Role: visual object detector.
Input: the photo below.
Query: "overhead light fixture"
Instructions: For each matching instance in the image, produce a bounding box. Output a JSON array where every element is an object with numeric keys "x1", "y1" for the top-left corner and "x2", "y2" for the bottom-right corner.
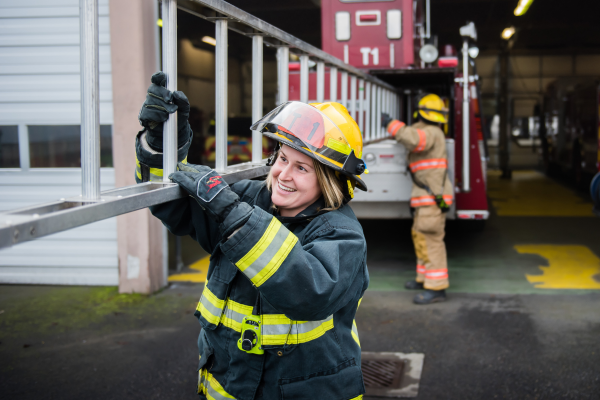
[
  {"x1": 468, "y1": 46, "x2": 479, "y2": 59},
  {"x1": 501, "y1": 27, "x2": 515, "y2": 40},
  {"x1": 514, "y1": 0, "x2": 534, "y2": 16},
  {"x1": 202, "y1": 36, "x2": 216, "y2": 46}
]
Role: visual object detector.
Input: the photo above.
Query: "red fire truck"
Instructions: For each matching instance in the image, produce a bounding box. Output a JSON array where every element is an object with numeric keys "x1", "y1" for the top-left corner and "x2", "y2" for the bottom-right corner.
[{"x1": 289, "y1": 0, "x2": 489, "y2": 222}]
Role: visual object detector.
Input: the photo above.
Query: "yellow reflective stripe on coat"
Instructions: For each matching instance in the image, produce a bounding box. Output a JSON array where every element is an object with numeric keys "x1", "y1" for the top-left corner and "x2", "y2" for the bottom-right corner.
[
  {"x1": 236, "y1": 217, "x2": 298, "y2": 287},
  {"x1": 196, "y1": 285, "x2": 225, "y2": 326},
  {"x1": 351, "y1": 297, "x2": 362, "y2": 347},
  {"x1": 351, "y1": 320, "x2": 360, "y2": 347},
  {"x1": 220, "y1": 298, "x2": 253, "y2": 332},
  {"x1": 198, "y1": 369, "x2": 236, "y2": 399},
  {"x1": 261, "y1": 314, "x2": 334, "y2": 345},
  {"x1": 219, "y1": 299, "x2": 335, "y2": 347},
  {"x1": 349, "y1": 396, "x2": 363, "y2": 400},
  {"x1": 135, "y1": 156, "x2": 188, "y2": 182},
  {"x1": 135, "y1": 156, "x2": 163, "y2": 181}
]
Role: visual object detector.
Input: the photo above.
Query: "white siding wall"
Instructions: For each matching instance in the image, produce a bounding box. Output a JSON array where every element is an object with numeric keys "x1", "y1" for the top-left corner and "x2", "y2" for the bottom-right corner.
[
  {"x1": 0, "y1": 0, "x2": 118, "y2": 285},
  {"x1": 0, "y1": 0, "x2": 113, "y2": 125},
  {"x1": 0, "y1": 169, "x2": 118, "y2": 285}
]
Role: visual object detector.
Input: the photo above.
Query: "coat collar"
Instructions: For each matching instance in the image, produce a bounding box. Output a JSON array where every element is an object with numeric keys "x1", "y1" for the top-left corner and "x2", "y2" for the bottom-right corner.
[{"x1": 273, "y1": 196, "x2": 329, "y2": 224}]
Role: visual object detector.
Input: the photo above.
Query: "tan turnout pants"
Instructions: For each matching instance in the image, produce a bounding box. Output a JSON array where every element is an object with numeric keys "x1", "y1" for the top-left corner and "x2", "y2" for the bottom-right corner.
[{"x1": 411, "y1": 205, "x2": 449, "y2": 290}]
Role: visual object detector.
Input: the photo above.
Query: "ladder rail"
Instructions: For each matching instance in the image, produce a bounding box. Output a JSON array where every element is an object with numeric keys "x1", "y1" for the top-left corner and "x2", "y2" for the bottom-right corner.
[{"x1": 0, "y1": 0, "x2": 401, "y2": 250}]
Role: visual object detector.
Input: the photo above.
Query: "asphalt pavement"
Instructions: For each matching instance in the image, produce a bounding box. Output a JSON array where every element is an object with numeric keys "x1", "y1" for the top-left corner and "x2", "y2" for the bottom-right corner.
[{"x1": 1, "y1": 170, "x2": 599, "y2": 399}]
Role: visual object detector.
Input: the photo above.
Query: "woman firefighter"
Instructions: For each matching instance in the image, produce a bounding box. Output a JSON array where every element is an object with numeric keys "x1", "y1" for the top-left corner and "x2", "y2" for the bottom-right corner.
[{"x1": 136, "y1": 72, "x2": 369, "y2": 400}]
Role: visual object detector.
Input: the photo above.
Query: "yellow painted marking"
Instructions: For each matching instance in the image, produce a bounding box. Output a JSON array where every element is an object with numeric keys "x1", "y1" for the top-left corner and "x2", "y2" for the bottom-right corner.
[
  {"x1": 168, "y1": 255, "x2": 209, "y2": 283},
  {"x1": 487, "y1": 170, "x2": 594, "y2": 216},
  {"x1": 515, "y1": 245, "x2": 600, "y2": 289}
]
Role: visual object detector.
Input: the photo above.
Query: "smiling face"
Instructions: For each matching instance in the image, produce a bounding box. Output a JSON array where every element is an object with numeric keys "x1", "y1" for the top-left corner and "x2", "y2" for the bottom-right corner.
[{"x1": 269, "y1": 145, "x2": 322, "y2": 217}]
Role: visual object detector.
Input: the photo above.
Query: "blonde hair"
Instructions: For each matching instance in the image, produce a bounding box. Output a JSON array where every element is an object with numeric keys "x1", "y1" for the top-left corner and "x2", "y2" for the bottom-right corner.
[{"x1": 265, "y1": 150, "x2": 346, "y2": 211}]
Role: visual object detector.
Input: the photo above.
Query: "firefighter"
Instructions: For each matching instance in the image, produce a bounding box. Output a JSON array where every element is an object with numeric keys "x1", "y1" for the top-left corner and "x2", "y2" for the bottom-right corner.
[
  {"x1": 382, "y1": 93, "x2": 453, "y2": 305},
  {"x1": 135, "y1": 72, "x2": 369, "y2": 400}
]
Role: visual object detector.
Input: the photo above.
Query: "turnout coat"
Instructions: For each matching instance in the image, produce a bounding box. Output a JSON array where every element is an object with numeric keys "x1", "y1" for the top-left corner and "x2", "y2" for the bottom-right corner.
[
  {"x1": 388, "y1": 120, "x2": 454, "y2": 208},
  {"x1": 135, "y1": 131, "x2": 369, "y2": 400}
]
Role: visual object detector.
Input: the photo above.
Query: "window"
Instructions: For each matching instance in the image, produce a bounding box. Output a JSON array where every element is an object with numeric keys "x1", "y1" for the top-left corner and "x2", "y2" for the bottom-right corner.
[
  {"x1": 386, "y1": 10, "x2": 402, "y2": 39},
  {"x1": 0, "y1": 126, "x2": 19, "y2": 168},
  {"x1": 29, "y1": 125, "x2": 113, "y2": 168},
  {"x1": 335, "y1": 12, "x2": 351, "y2": 41}
]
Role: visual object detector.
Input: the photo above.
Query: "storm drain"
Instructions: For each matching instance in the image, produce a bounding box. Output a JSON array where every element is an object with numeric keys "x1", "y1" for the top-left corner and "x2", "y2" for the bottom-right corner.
[{"x1": 361, "y1": 352, "x2": 425, "y2": 398}]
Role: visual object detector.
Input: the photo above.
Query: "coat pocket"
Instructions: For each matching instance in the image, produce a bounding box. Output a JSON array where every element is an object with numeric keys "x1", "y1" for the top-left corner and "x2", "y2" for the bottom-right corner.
[{"x1": 279, "y1": 358, "x2": 365, "y2": 400}]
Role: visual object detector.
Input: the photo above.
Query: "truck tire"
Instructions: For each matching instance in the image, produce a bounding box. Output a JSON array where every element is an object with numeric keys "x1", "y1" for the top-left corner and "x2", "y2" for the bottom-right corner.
[{"x1": 591, "y1": 172, "x2": 600, "y2": 216}]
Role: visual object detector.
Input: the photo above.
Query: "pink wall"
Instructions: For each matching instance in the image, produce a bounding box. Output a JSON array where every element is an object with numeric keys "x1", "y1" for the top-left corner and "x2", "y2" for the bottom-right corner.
[{"x1": 109, "y1": 0, "x2": 166, "y2": 294}]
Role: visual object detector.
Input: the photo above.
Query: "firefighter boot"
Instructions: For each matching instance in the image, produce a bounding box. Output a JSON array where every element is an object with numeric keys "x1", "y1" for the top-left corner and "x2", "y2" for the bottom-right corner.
[
  {"x1": 404, "y1": 280, "x2": 424, "y2": 290},
  {"x1": 413, "y1": 289, "x2": 446, "y2": 305}
]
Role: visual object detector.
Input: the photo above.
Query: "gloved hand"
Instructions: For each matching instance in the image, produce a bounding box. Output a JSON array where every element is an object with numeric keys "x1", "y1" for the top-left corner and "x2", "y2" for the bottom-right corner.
[
  {"x1": 381, "y1": 113, "x2": 393, "y2": 129},
  {"x1": 138, "y1": 71, "x2": 192, "y2": 152},
  {"x1": 169, "y1": 163, "x2": 253, "y2": 235},
  {"x1": 382, "y1": 113, "x2": 405, "y2": 137}
]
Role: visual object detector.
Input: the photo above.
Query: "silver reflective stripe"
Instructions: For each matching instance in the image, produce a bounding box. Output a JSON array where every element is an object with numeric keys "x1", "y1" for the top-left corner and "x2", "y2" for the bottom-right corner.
[
  {"x1": 223, "y1": 305, "x2": 247, "y2": 326},
  {"x1": 207, "y1": 377, "x2": 236, "y2": 400},
  {"x1": 242, "y1": 224, "x2": 290, "y2": 281},
  {"x1": 263, "y1": 315, "x2": 334, "y2": 336},
  {"x1": 200, "y1": 295, "x2": 223, "y2": 321},
  {"x1": 351, "y1": 319, "x2": 360, "y2": 347},
  {"x1": 140, "y1": 131, "x2": 161, "y2": 155}
]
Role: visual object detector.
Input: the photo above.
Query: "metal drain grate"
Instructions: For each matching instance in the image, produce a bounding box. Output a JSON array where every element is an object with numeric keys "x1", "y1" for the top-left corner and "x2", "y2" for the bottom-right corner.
[
  {"x1": 361, "y1": 352, "x2": 424, "y2": 398},
  {"x1": 362, "y1": 359, "x2": 404, "y2": 388}
]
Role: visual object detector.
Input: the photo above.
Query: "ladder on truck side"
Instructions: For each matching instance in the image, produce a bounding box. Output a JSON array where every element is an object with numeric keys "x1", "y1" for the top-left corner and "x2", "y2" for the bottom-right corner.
[{"x1": 0, "y1": 0, "x2": 400, "y2": 250}]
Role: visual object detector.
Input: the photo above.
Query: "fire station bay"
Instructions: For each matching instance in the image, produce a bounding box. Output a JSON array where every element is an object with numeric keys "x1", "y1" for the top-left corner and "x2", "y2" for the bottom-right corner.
[{"x1": 1, "y1": 0, "x2": 599, "y2": 399}]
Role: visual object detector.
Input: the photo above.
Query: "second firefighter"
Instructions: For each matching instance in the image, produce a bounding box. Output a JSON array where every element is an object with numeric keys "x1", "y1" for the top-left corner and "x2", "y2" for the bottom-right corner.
[{"x1": 382, "y1": 94, "x2": 453, "y2": 305}]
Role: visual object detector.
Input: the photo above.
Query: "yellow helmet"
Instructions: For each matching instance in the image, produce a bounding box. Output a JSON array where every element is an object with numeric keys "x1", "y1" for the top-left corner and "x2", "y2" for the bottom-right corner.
[
  {"x1": 251, "y1": 101, "x2": 367, "y2": 191},
  {"x1": 418, "y1": 93, "x2": 449, "y2": 124}
]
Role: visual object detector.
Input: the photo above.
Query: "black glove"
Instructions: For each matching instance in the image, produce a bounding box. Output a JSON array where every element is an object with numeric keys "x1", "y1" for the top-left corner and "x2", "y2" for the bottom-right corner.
[
  {"x1": 138, "y1": 72, "x2": 192, "y2": 152},
  {"x1": 169, "y1": 163, "x2": 253, "y2": 236},
  {"x1": 381, "y1": 113, "x2": 393, "y2": 129}
]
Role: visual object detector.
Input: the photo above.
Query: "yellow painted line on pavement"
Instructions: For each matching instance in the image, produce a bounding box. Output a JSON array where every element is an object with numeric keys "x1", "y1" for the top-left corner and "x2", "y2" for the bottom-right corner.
[
  {"x1": 168, "y1": 255, "x2": 209, "y2": 283},
  {"x1": 515, "y1": 245, "x2": 600, "y2": 289},
  {"x1": 487, "y1": 170, "x2": 594, "y2": 216}
]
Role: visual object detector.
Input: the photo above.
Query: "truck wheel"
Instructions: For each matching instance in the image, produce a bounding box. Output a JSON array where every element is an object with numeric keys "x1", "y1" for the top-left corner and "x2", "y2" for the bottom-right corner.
[{"x1": 591, "y1": 172, "x2": 600, "y2": 216}]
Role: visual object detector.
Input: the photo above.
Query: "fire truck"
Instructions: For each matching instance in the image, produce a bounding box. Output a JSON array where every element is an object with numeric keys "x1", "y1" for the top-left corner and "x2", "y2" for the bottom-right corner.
[{"x1": 289, "y1": 0, "x2": 489, "y2": 222}]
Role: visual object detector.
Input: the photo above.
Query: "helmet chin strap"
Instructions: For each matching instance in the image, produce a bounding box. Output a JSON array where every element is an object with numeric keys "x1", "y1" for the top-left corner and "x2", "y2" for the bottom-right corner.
[
  {"x1": 335, "y1": 171, "x2": 355, "y2": 202},
  {"x1": 346, "y1": 179, "x2": 354, "y2": 199},
  {"x1": 266, "y1": 142, "x2": 282, "y2": 167}
]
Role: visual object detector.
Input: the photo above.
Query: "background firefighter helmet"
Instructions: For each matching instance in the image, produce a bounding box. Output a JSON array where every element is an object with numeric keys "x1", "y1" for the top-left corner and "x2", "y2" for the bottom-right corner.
[
  {"x1": 418, "y1": 93, "x2": 449, "y2": 124},
  {"x1": 251, "y1": 101, "x2": 368, "y2": 192}
]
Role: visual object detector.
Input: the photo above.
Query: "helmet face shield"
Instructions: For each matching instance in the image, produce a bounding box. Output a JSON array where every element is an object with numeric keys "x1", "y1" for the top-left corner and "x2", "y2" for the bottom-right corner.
[{"x1": 251, "y1": 102, "x2": 353, "y2": 168}]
